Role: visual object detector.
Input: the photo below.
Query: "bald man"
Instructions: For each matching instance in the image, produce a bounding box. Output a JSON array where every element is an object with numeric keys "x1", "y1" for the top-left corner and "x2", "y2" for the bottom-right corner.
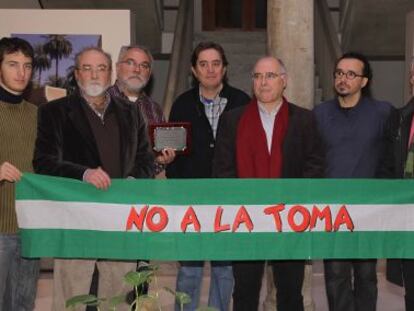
[{"x1": 213, "y1": 56, "x2": 324, "y2": 311}]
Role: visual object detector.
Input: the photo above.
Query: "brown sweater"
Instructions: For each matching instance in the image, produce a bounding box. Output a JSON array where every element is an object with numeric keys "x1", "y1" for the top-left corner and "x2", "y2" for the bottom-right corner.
[{"x1": 0, "y1": 100, "x2": 37, "y2": 233}]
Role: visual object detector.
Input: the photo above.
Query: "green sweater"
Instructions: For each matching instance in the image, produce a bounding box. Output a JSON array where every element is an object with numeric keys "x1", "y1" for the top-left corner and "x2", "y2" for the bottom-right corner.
[{"x1": 0, "y1": 100, "x2": 37, "y2": 234}]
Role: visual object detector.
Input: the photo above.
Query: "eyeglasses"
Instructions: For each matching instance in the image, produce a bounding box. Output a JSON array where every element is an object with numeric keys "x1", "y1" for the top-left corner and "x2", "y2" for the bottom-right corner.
[
  {"x1": 119, "y1": 59, "x2": 151, "y2": 71},
  {"x1": 334, "y1": 69, "x2": 364, "y2": 80},
  {"x1": 77, "y1": 64, "x2": 109, "y2": 74},
  {"x1": 252, "y1": 72, "x2": 285, "y2": 81}
]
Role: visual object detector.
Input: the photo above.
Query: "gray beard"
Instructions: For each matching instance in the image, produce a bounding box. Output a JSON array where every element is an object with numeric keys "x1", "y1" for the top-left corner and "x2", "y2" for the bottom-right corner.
[
  {"x1": 119, "y1": 77, "x2": 148, "y2": 95},
  {"x1": 79, "y1": 82, "x2": 109, "y2": 97}
]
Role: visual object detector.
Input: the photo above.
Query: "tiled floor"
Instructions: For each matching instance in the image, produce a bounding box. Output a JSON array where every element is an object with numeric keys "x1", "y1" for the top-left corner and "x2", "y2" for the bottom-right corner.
[{"x1": 34, "y1": 260, "x2": 405, "y2": 311}]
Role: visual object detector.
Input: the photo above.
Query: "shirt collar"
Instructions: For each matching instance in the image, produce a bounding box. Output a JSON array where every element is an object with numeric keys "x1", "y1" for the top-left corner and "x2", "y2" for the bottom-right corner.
[
  {"x1": 81, "y1": 90, "x2": 111, "y2": 120},
  {"x1": 257, "y1": 100, "x2": 283, "y2": 116}
]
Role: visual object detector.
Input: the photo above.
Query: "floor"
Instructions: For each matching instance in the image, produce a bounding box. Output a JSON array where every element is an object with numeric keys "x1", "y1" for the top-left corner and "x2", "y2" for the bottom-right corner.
[{"x1": 33, "y1": 260, "x2": 405, "y2": 311}]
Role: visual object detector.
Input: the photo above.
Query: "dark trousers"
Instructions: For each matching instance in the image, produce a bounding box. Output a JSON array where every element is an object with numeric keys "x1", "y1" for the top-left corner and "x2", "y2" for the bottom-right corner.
[
  {"x1": 232, "y1": 260, "x2": 304, "y2": 311},
  {"x1": 324, "y1": 259, "x2": 377, "y2": 311},
  {"x1": 402, "y1": 259, "x2": 414, "y2": 311}
]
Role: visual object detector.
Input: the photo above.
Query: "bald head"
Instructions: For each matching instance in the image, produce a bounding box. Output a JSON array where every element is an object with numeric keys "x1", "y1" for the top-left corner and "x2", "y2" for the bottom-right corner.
[{"x1": 253, "y1": 56, "x2": 287, "y2": 75}]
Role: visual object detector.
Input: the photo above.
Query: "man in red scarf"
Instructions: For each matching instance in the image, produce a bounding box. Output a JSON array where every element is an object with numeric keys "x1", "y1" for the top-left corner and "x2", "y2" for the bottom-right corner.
[{"x1": 213, "y1": 56, "x2": 324, "y2": 311}]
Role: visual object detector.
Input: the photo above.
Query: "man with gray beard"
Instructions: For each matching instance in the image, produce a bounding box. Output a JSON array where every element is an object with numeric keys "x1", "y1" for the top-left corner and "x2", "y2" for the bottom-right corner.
[
  {"x1": 108, "y1": 45, "x2": 175, "y2": 178},
  {"x1": 33, "y1": 47, "x2": 154, "y2": 311},
  {"x1": 108, "y1": 45, "x2": 176, "y2": 299}
]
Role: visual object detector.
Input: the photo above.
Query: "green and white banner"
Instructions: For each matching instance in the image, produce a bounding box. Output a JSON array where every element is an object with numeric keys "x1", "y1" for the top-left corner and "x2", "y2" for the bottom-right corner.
[{"x1": 16, "y1": 173, "x2": 414, "y2": 260}]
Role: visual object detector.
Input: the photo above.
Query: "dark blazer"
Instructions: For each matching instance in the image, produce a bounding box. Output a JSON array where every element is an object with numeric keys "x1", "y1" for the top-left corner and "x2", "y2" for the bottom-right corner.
[
  {"x1": 386, "y1": 96, "x2": 414, "y2": 287},
  {"x1": 33, "y1": 93, "x2": 154, "y2": 180},
  {"x1": 166, "y1": 84, "x2": 250, "y2": 178},
  {"x1": 394, "y1": 97, "x2": 414, "y2": 178},
  {"x1": 212, "y1": 101, "x2": 324, "y2": 178}
]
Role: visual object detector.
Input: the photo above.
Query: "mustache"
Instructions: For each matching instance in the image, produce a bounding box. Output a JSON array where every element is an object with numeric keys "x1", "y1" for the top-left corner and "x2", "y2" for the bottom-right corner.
[
  {"x1": 337, "y1": 81, "x2": 349, "y2": 88},
  {"x1": 127, "y1": 75, "x2": 145, "y2": 81}
]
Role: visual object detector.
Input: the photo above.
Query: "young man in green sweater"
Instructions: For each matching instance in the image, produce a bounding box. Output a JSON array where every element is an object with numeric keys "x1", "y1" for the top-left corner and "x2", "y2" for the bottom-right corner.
[{"x1": 0, "y1": 37, "x2": 39, "y2": 311}]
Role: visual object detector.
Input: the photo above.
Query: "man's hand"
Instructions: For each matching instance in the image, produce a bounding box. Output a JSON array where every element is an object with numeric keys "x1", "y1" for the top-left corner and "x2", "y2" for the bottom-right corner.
[
  {"x1": 83, "y1": 167, "x2": 111, "y2": 190},
  {"x1": 155, "y1": 148, "x2": 176, "y2": 165},
  {"x1": 0, "y1": 162, "x2": 22, "y2": 182}
]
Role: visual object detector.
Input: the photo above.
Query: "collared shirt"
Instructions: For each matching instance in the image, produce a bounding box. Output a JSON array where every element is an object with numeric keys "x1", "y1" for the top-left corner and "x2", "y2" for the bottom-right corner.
[
  {"x1": 108, "y1": 82, "x2": 165, "y2": 125},
  {"x1": 199, "y1": 87, "x2": 227, "y2": 138},
  {"x1": 80, "y1": 90, "x2": 111, "y2": 123},
  {"x1": 258, "y1": 101, "x2": 282, "y2": 153}
]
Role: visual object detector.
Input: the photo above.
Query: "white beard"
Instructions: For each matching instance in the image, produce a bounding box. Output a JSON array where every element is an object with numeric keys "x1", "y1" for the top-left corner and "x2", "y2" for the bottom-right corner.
[{"x1": 80, "y1": 82, "x2": 108, "y2": 97}]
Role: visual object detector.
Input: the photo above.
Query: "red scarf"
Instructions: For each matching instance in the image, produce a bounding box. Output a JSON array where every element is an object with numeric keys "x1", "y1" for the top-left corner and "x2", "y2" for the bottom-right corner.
[{"x1": 236, "y1": 98, "x2": 289, "y2": 178}]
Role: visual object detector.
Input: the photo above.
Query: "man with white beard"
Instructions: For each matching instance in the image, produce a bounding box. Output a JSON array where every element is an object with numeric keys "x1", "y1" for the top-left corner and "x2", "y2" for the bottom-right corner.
[
  {"x1": 33, "y1": 47, "x2": 154, "y2": 311},
  {"x1": 108, "y1": 45, "x2": 175, "y2": 178}
]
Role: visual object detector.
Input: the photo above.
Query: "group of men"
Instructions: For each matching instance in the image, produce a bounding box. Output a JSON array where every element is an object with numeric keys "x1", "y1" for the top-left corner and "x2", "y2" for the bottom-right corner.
[{"x1": 0, "y1": 34, "x2": 413, "y2": 311}]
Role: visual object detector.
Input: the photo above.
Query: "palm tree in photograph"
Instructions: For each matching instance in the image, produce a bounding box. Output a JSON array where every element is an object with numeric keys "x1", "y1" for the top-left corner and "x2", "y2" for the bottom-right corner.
[
  {"x1": 43, "y1": 35, "x2": 73, "y2": 86},
  {"x1": 33, "y1": 44, "x2": 51, "y2": 87}
]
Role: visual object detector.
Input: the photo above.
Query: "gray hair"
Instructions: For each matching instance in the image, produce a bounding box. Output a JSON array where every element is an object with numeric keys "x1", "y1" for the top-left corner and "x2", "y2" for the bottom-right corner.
[
  {"x1": 117, "y1": 45, "x2": 154, "y2": 67},
  {"x1": 74, "y1": 46, "x2": 112, "y2": 70}
]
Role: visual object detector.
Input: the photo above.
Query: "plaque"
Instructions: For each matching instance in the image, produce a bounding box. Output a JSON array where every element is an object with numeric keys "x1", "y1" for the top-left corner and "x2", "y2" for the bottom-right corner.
[{"x1": 149, "y1": 122, "x2": 191, "y2": 154}]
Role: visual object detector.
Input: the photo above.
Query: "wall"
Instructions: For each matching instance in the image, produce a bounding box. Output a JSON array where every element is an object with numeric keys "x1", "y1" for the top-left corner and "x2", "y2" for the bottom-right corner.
[
  {"x1": 371, "y1": 61, "x2": 405, "y2": 108},
  {"x1": 151, "y1": 60, "x2": 170, "y2": 106},
  {"x1": 0, "y1": 9, "x2": 131, "y2": 82}
]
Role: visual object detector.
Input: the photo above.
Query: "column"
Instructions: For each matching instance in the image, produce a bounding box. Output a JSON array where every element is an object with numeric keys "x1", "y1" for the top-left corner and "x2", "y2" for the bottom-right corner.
[{"x1": 267, "y1": 0, "x2": 314, "y2": 109}]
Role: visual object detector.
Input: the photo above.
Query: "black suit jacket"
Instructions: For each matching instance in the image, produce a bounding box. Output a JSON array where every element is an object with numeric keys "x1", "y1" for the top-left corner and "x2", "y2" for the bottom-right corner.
[
  {"x1": 33, "y1": 93, "x2": 154, "y2": 179},
  {"x1": 394, "y1": 97, "x2": 414, "y2": 178},
  {"x1": 166, "y1": 84, "x2": 250, "y2": 178},
  {"x1": 386, "y1": 96, "x2": 414, "y2": 287},
  {"x1": 212, "y1": 101, "x2": 324, "y2": 178}
]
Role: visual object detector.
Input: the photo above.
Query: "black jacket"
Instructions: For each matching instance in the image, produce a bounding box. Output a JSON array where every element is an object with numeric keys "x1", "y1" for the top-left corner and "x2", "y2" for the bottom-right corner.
[
  {"x1": 212, "y1": 101, "x2": 324, "y2": 178},
  {"x1": 386, "y1": 97, "x2": 414, "y2": 287},
  {"x1": 166, "y1": 84, "x2": 250, "y2": 178},
  {"x1": 33, "y1": 93, "x2": 154, "y2": 179},
  {"x1": 394, "y1": 97, "x2": 414, "y2": 178}
]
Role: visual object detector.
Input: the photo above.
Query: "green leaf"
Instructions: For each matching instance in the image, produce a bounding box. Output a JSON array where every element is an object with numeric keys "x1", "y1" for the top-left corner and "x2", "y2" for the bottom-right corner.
[
  {"x1": 175, "y1": 291, "x2": 191, "y2": 305},
  {"x1": 107, "y1": 294, "x2": 126, "y2": 308},
  {"x1": 196, "y1": 307, "x2": 219, "y2": 311},
  {"x1": 164, "y1": 287, "x2": 191, "y2": 305},
  {"x1": 124, "y1": 270, "x2": 154, "y2": 287},
  {"x1": 65, "y1": 294, "x2": 98, "y2": 308}
]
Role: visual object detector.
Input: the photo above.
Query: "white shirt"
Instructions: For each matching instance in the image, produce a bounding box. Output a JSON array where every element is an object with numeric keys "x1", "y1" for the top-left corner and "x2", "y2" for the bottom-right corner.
[{"x1": 258, "y1": 102, "x2": 282, "y2": 153}]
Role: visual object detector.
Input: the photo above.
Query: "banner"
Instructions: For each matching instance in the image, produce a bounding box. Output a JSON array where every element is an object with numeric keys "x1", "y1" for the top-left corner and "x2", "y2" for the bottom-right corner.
[{"x1": 16, "y1": 173, "x2": 414, "y2": 260}]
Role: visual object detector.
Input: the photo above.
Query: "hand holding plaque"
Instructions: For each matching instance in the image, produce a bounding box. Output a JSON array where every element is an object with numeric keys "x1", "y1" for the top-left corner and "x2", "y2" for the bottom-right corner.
[{"x1": 149, "y1": 122, "x2": 191, "y2": 154}]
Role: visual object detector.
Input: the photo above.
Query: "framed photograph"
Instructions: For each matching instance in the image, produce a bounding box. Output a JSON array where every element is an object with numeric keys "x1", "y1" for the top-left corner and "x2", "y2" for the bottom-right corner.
[
  {"x1": 0, "y1": 9, "x2": 131, "y2": 81},
  {"x1": 12, "y1": 34, "x2": 101, "y2": 90}
]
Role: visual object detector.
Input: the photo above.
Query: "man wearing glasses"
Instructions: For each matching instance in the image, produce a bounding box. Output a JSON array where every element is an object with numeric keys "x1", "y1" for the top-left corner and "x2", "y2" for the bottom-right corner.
[
  {"x1": 314, "y1": 52, "x2": 396, "y2": 311},
  {"x1": 213, "y1": 56, "x2": 324, "y2": 311},
  {"x1": 33, "y1": 47, "x2": 154, "y2": 311},
  {"x1": 108, "y1": 45, "x2": 175, "y2": 177}
]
